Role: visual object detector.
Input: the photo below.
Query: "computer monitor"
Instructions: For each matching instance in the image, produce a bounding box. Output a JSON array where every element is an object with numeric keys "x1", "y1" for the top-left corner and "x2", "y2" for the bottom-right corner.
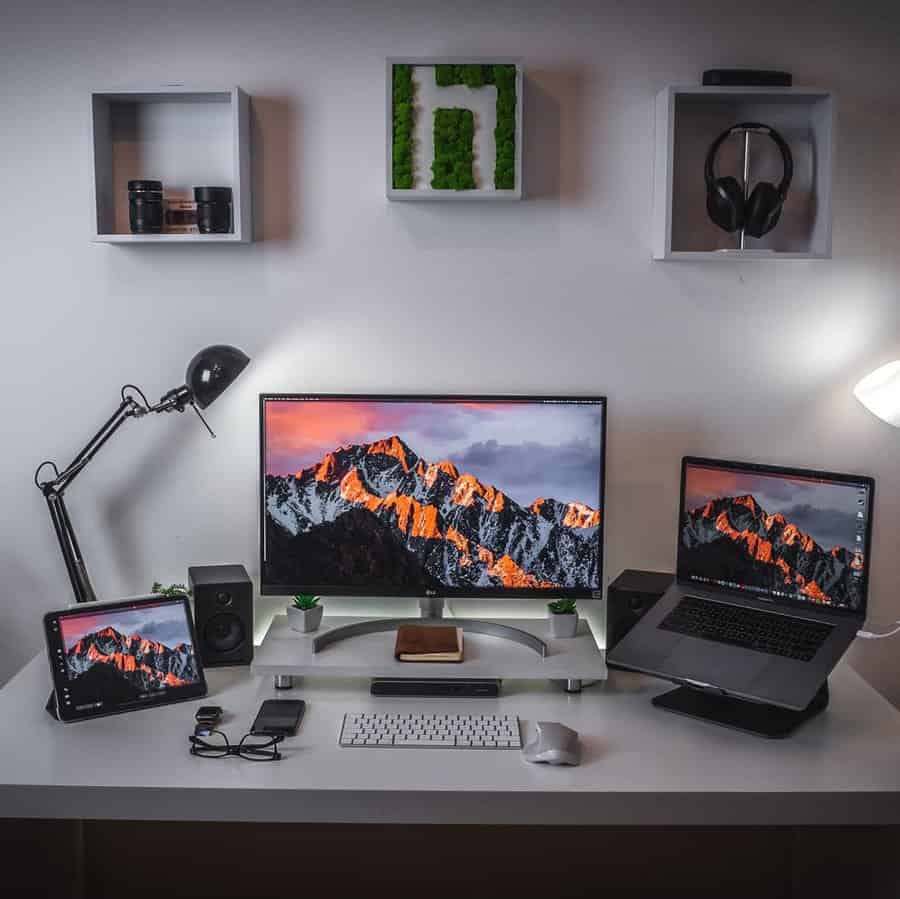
[
  {"x1": 260, "y1": 395, "x2": 606, "y2": 598},
  {"x1": 678, "y1": 457, "x2": 874, "y2": 614}
]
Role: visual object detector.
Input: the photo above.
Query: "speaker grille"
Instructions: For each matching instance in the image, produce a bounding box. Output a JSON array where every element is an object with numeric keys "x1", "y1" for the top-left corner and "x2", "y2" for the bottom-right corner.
[{"x1": 203, "y1": 613, "x2": 246, "y2": 654}]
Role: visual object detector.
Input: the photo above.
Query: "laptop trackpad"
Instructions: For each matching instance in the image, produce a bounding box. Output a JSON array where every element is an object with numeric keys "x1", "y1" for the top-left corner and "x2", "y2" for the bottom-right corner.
[{"x1": 663, "y1": 638, "x2": 769, "y2": 686}]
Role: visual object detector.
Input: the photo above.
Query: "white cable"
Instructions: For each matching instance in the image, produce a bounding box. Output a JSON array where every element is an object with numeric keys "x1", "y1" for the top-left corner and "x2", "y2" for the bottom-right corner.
[{"x1": 857, "y1": 621, "x2": 900, "y2": 640}]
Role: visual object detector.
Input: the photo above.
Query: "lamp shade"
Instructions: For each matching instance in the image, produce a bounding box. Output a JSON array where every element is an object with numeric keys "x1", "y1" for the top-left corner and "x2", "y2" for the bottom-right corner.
[
  {"x1": 853, "y1": 360, "x2": 900, "y2": 427},
  {"x1": 185, "y1": 345, "x2": 250, "y2": 409}
]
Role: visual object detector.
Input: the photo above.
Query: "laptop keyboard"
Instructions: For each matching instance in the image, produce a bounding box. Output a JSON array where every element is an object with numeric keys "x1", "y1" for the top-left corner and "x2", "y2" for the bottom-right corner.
[{"x1": 659, "y1": 595, "x2": 832, "y2": 662}]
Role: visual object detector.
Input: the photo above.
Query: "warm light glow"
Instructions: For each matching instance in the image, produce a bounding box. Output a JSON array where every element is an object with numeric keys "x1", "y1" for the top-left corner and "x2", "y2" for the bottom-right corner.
[{"x1": 854, "y1": 360, "x2": 900, "y2": 427}]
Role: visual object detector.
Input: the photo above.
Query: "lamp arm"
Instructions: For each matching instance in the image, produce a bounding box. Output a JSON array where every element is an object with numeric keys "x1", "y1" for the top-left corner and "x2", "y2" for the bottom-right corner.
[{"x1": 35, "y1": 395, "x2": 146, "y2": 604}]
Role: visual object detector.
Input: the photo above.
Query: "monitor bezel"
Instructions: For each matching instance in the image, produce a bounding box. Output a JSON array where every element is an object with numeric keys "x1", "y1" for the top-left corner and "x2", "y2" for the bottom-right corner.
[
  {"x1": 259, "y1": 393, "x2": 607, "y2": 599},
  {"x1": 677, "y1": 455, "x2": 874, "y2": 619}
]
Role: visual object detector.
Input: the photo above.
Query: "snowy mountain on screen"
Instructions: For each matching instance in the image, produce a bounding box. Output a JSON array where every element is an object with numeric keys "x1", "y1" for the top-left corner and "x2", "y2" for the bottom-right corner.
[
  {"x1": 66, "y1": 626, "x2": 198, "y2": 691},
  {"x1": 264, "y1": 436, "x2": 601, "y2": 590}
]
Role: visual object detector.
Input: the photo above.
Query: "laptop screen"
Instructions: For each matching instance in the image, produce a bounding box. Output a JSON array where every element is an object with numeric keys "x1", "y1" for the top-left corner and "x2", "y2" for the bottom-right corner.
[{"x1": 678, "y1": 458, "x2": 874, "y2": 614}]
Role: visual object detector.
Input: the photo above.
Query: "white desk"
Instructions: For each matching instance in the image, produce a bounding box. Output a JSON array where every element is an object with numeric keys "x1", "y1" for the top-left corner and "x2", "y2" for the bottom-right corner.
[{"x1": 1, "y1": 653, "x2": 900, "y2": 826}]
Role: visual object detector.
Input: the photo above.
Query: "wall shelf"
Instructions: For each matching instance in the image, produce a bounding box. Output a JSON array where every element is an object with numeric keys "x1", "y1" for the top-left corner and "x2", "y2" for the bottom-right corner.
[
  {"x1": 652, "y1": 85, "x2": 834, "y2": 260},
  {"x1": 90, "y1": 86, "x2": 251, "y2": 243},
  {"x1": 386, "y1": 57, "x2": 523, "y2": 201}
]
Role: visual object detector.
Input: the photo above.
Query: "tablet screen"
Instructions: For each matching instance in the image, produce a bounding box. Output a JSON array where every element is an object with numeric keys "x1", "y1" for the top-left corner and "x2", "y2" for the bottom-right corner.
[{"x1": 45, "y1": 595, "x2": 207, "y2": 722}]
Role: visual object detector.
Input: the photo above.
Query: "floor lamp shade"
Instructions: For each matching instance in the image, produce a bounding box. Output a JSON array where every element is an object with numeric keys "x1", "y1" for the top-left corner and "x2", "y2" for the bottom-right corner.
[{"x1": 854, "y1": 360, "x2": 900, "y2": 427}]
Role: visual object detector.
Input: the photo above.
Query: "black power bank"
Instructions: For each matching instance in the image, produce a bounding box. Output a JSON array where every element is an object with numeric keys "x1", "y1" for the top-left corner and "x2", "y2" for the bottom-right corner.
[{"x1": 251, "y1": 699, "x2": 306, "y2": 736}]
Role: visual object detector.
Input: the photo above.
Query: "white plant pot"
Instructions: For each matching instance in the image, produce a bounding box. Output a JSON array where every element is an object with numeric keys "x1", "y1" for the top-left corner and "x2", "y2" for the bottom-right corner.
[
  {"x1": 287, "y1": 603, "x2": 323, "y2": 633},
  {"x1": 549, "y1": 611, "x2": 578, "y2": 639}
]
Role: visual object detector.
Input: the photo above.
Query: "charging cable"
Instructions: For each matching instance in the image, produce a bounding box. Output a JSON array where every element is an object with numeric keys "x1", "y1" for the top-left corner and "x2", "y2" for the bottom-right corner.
[{"x1": 857, "y1": 622, "x2": 900, "y2": 640}]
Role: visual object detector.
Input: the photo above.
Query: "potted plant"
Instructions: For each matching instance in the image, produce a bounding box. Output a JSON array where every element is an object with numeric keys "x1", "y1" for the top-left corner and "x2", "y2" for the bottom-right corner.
[
  {"x1": 287, "y1": 593, "x2": 323, "y2": 633},
  {"x1": 151, "y1": 582, "x2": 190, "y2": 597},
  {"x1": 547, "y1": 598, "x2": 578, "y2": 638}
]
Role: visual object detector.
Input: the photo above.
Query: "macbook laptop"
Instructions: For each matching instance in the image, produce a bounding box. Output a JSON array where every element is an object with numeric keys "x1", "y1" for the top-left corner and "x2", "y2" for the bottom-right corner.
[{"x1": 608, "y1": 457, "x2": 874, "y2": 713}]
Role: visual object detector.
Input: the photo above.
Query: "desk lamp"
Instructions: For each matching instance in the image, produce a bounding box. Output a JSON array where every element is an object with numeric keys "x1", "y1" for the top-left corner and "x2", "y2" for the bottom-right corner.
[
  {"x1": 34, "y1": 345, "x2": 249, "y2": 604},
  {"x1": 854, "y1": 360, "x2": 900, "y2": 427}
]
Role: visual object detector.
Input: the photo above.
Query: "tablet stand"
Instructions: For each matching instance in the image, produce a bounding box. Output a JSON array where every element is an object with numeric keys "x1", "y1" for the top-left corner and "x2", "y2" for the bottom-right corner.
[
  {"x1": 45, "y1": 690, "x2": 60, "y2": 720},
  {"x1": 651, "y1": 680, "x2": 829, "y2": 739}
]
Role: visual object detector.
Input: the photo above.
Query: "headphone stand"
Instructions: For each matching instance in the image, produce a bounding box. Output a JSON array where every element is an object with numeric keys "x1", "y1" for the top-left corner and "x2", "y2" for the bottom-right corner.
[{"x1": 739, "y1": 128, "x2": 751, "y2": 250}]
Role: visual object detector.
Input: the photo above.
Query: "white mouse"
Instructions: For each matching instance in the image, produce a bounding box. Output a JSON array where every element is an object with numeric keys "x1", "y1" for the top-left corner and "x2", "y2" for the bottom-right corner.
[{"x1": 522, "y1": 721, "x2": 581, "y2": 766}]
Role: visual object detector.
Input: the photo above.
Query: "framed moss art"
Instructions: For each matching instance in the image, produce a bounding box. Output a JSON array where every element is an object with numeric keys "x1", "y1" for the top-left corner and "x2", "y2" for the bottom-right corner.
[{"x1": 386, "y1": 58, "x2": 523, "y2": 201}]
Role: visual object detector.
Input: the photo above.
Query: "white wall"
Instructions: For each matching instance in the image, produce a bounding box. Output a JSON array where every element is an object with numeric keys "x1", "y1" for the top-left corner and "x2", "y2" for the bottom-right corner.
[{"x1": 2, "y1": 0, "x2": 899, "y2": 703}]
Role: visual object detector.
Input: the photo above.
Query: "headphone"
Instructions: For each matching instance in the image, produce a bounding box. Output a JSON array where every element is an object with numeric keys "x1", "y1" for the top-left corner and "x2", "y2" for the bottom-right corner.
[{"x1": 704, "y1": 123, "x2": 793, "y2": 238}]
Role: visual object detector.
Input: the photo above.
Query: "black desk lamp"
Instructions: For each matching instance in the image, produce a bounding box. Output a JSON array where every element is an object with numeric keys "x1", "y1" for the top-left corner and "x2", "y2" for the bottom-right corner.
[{"x1": 34, "y1": 345, "x2": 249, "y2": 605}]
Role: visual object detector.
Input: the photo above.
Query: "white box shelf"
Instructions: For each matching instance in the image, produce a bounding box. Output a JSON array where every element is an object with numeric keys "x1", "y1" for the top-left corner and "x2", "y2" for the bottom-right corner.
[
  {"x1": 652, "y1": 85, "x2": 834, "y2": 260},
  {"x1": 90, "y1": 86, "x2": 251, "y2": 243},
  {"x1": 386, "y1": 57, "x2": 523, "y2": 201}
]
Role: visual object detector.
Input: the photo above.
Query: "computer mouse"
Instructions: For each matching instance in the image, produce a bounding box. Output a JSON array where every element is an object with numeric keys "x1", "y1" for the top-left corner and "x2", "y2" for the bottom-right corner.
[{"x1": 522, "y1": 721, "x2": 581, "y2": 766}]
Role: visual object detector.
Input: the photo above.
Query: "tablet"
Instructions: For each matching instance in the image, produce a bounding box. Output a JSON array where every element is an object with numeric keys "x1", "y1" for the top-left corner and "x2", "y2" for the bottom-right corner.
[{"x1": 44, "y1": 594, "x2": 207, "y2": 723}]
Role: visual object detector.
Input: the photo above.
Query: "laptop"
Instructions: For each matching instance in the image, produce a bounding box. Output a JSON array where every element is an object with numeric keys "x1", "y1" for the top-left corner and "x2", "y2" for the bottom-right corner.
[{"x1": 608, "y1": 457, "x2": 874, "y2": 713}]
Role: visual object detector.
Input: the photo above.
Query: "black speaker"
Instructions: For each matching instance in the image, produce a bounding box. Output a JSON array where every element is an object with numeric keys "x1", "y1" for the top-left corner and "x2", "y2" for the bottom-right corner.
[
  {"x1": 189, "y1": 564, "x2": 253, "y2": 667},
  {"x1": 607, "y1": 569, "x2": 674, "y2": 652}
]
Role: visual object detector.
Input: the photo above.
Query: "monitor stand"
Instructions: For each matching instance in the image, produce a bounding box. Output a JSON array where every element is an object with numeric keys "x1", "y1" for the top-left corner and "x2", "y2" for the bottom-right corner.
[
  {"x1": 272, "y1": 598, "x2": 563, "y2": 695},
  {"x1": 311, "y1": 597, "x2": 548, "y2": 656},
  {"x1": 651, "y1": 681, "x2": 829, "y2": 739}
]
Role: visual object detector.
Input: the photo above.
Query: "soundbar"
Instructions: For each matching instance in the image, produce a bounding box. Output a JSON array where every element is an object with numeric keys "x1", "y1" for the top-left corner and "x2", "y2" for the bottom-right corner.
[
  {"x1": 702, "y1": 69, "x2": 792, "y2": 88},
  {"x1": 370, "y1": 678, "x2": 501, "y2": 697}
]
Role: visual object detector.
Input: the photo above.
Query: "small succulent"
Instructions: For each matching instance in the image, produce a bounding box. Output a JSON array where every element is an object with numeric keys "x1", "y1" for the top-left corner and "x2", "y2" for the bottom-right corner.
[
  {"x1": 152, "y1": 582, "x2": 190, "y2": 597},
  {"x1": 292, "y1": 593, "x2": 320, "y2": 611},
  {"x1": 548, "y1": 598, "x2": 577, "y2": 615}
]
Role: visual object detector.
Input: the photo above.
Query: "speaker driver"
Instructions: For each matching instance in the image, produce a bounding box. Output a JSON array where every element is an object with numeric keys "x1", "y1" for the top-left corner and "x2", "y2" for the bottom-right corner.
[{"x1": 203, "y1": 613, "x2": 246, "y2": 653}]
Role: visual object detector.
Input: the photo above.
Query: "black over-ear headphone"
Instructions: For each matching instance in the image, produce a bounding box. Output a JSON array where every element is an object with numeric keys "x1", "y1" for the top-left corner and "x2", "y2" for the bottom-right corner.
[{"x1": 704, "y1": 123, "x2": 793, "y2": 238}]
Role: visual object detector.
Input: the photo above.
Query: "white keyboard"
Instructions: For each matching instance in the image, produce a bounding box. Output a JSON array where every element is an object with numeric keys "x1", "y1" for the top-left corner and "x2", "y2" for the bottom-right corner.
[{"x1": 339, "y1": 712, "x2": 522, "y2": 749}]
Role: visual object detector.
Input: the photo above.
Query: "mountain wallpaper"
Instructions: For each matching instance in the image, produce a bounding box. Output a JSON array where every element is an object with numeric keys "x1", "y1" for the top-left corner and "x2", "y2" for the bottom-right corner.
[
  {"x1": 263, "y1": 401, "x2": 604, "y2": 591},
  {"x1": 60, "y1": 606, "x2": 199, "y2": 698},
  {"x1": 681, "y1": 466, "x2": 867, "y2": 610}
]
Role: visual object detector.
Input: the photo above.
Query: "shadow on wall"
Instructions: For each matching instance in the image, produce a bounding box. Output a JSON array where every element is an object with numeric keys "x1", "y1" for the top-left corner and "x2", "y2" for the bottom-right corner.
[
  {"x1": 385, "y1": 68, "x2": 591, "y2": 252},
  {"x1": 0, "y1": 552, "x2": 45, "y2": 686},
  {"x1": 604, "y1": 411, "x2": 712, "y2": 580},
  {"x1": 523, "y1": 68, "x2": 590, "y2": 204},
  {"x1": 99, "y1": 420, "x2": 196, "y2": 591},
  {"x1": 251, "y1": 96, "x2": 298, "y2": 243}
]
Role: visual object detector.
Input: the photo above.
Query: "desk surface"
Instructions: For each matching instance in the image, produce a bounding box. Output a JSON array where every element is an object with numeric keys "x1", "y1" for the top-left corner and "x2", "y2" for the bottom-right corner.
[{"x1": 2, "y1": 652, "x2": 900, "y2": 826}]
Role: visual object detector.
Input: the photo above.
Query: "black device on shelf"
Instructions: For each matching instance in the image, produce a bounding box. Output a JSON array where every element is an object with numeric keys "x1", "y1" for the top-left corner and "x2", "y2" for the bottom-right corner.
[
  {"x1": 190, "y1": 565, "x2": 254, "y2": 667},
  {"x1": 702, "y1": 69, "x2": 792, "y2": 87},
  {"x1": 34, "y1": 345, "x2": 249, "y2": 606},
  {"x1": 371, "y1": 678, "x2": 501, "y2": 697}
]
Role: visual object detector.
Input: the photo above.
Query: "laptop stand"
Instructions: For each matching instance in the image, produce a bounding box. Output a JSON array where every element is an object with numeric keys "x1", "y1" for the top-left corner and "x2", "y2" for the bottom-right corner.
[{"x1": 652, "y1": 680, "x2": 829, "y2": 739}]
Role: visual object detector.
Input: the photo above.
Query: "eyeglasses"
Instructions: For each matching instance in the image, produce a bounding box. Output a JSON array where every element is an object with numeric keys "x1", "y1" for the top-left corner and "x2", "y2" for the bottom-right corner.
[{"x1": 189, "y1": 729, "x2": 284, "y2": 761}]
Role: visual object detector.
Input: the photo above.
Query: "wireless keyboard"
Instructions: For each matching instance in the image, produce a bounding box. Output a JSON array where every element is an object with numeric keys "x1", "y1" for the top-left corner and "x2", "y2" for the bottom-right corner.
[{"x1": 339, "y1": 712, "x2": 522, "y2": 749}]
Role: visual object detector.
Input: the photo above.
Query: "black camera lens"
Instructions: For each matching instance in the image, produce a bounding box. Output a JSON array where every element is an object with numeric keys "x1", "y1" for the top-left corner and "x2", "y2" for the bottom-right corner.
[
  {"x1": 128, "y1": 180, "x2": 163, "y2": 234},
  {"x1": 194, "y1": 186, "x2": 233, "y2": 234}
]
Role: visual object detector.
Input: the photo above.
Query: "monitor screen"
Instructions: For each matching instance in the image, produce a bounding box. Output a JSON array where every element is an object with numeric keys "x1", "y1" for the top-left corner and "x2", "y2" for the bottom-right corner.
[
  {"x1": 678, "y1": 458, "x2": 873, "y2": 613},
  {"x1": 260, "y1": 395, "x2": 606, "y2": 597}
]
